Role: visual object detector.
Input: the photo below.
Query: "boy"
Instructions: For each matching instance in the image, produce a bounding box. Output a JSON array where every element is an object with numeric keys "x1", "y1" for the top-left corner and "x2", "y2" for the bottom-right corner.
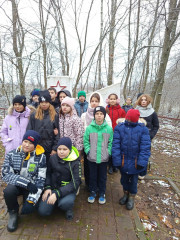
[
  {"x1": 74, "y1": 90, "x2": 88, "y2": 117},
  {"x1": 122, "y1": 96, "x2": 133, "y2": 113},
  {"x1": 2, "y1": 130, "x2": 46, "y2": 232},
  {"x1": 83, "y1": 106, "x2": 113, "y2": 204},
  {"x1": 112, "y1": 109, "x2": 151, "y2": 210},
  {"x1": 29, "y1": 89, "x2": 40, "y2": 108},
  {"x1": 48, "y1": 87, "x2": 59, "y2": 109}
]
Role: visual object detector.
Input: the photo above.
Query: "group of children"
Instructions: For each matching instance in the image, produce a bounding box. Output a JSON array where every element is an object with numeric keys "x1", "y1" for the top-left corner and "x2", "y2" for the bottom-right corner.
[{"x1": 0, "y1": 88, "x2": 159, "y2": 232}]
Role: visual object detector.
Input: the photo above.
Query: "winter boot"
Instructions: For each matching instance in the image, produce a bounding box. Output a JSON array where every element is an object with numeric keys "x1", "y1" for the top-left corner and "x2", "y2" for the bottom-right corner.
[
  {"x1": 66, "y1": 209, "x2": 74, "y2": 220},
  {"x1": 108, "y1": 166, "x2": 113, "y2": 174},
  {"x1": 119, "y1": 191, "x2": 129, "y2": 205},
  {"x1": 7, "y1": 210, "x2": 18, "y2": 232},
  {"x1": 126, "y1": 194, "x2": 136, "y2": 210}
]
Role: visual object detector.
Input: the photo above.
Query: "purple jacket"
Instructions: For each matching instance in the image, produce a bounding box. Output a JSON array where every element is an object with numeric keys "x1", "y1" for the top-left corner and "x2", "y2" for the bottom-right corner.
[{"x1": 0, "y1": 106, "x2": 32, "y2": 154}]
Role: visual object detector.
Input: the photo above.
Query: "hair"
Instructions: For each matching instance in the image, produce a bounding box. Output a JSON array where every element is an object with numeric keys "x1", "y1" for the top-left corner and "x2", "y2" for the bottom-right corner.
[
  {"x1": 90, "y1": 93, "x2": 100, "y2": 102},
  {"x1": 35, "y1": 104, "x2": 56, "y2": 121},
  {"x1": 59, "y1": 104, "x2": 72, "y2": 117},
  {"x1": 136, "y1": 94, "x2": 153, "y2": 106},
  {"x1": 108, "y1": 93, "x2": 118, "y2": 99},
  {"x1": 48, "y1": 87, "x2": 57, "y2": 94}
]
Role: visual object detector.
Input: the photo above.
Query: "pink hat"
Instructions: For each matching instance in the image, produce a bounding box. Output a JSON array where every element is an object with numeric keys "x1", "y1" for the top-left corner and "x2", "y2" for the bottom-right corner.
[{"x1": 61, "y1": 96, "x2": 75, "y2": 109}]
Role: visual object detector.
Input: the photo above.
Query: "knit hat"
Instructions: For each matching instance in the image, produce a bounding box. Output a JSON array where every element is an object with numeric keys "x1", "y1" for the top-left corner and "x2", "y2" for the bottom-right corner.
[
  {"x1": 22, "y1": 130, "x2": 41, "y2": 147},
  {"x1": 78, "y1": 91, "x2": 86, "y2": 99},
  {"x1": 61, "y1": 96, "x2": 75, "y2": 109},
  {"x1": 31, "y1": 90, "x2": 40, "y2": 97},
  {"x1": 13, "y1": 95, "x2": 26, "y2": 108},
  {"x1": 39, "y1": 90, "x2": 52, "y2": 104},
  {"x1": 137, "y1": 93, "x2": 144, "y2": 99},
  {"x1": 93, "y1": 106, "x2": 106, "y2": 118},
  {"x1": 57, "y1": 137, "x2": 72, "y2": 151},
  {"x1": 126, "y1": 96, "x2": 132, "y2": 100},
  {"x1": 125, "y1": 109, "x2": 140, "y2": 123}
]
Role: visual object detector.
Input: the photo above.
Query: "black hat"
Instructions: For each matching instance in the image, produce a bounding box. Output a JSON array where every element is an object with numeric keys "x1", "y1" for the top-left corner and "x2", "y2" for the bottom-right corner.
[
  {"x1": 22, "y1": 130, "x2": 41, "y2": 147},
  {"x1": 93, "y1": 106, "x2": 106, "y2": 118},
  {"x1": 39, "y1": 90, "x2": 52, "y2": 104},
  {"x1": 13, "y1": 95, "x2": 26, "y2": 108},
  {"x1": 57, "y1": 137, "x2": 72, "y2": 150}
]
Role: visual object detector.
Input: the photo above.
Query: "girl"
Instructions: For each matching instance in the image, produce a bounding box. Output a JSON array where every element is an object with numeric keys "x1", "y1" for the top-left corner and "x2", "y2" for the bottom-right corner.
[
  {"x1": 59, "y1": 96, "x2": 84, "y2": 153},
  {"x1": 81, "y1": 92, "x2": 112, "y2": 189},
  {"x1": 38, "y1": 137, "x2": 81, "y2": 220},
  {"x1": 27, "y1": 90, "x2": 59, "y2": 163},
  {"x1": 1, "y1": 95, "x2": 35, "y2": 155},
  {"x1": 57, "y1": 89, "x2": 72, "y2": 107}
]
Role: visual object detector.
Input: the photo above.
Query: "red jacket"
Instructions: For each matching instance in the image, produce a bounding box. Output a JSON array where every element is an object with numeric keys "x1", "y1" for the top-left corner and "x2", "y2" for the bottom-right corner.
[{"x1": 106, "y1": 105, "x2": 126, "y2": 130}]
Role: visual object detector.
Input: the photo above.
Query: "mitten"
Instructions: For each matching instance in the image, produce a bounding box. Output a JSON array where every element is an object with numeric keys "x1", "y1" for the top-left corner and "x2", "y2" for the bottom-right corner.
[
  {"x1": 137, "y1": 165, "x2": 144, "y2": 170},
  {"x1": 21, "y1": 201, "x2": 35, "y2": 215},
  {"x1": 27, "y1": 182, "x2": 38, "y2": 194}
]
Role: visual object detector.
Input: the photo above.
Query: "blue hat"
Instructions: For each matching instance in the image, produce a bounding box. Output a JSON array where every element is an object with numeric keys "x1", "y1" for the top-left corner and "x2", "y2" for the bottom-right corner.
[
  {"x1": 22, "y1": 130, "x2": 41, "y2": 147},
  {"x1": 57, "y1": 137, "x2": 72, "y2": 150},
  {"x1": 31, "y1": 90, "x2": 40, "y2": 97}
]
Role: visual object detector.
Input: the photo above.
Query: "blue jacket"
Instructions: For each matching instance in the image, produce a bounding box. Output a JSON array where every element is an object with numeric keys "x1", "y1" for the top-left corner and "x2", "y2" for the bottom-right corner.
[
  {"x1": 74, "y1": 100, "x2": 88, "y2": 117},
  {"x1": 112, "y1": 121, "x2": 151, "y2": 174}
]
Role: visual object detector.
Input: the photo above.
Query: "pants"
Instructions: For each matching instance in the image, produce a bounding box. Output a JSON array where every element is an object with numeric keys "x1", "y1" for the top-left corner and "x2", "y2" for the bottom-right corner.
[
  {"x1": 83, "y1": 151, "x2": 89, "y2": 187},
  {"x1": 88, "y1": 161, "x2": 108, "y2": 195},
  {"x1": 38, "y1": 193, "x2": 76, "y2": 216},
  {"x1": 3, "y1": 184, "x2": 29, "y2": 212},
  {"x1": 120, "y1": 172, "x2": 139, "y2": 194}
]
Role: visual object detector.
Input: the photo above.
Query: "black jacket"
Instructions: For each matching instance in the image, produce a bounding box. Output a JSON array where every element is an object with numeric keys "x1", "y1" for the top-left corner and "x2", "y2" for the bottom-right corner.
[
  {"x1": 44, "y1": 147, "x2": 81, "y2": 199},
  {"x1": 26, "y1": 110, "x2": 59, "y2": 152},
  {"x1": 143, "y1": 112, "x2": 159, "y2": 140}
]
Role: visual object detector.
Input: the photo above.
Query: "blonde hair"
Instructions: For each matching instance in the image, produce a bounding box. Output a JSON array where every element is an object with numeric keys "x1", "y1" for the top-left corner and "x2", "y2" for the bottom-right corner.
[
  {"x1": 136, "y1": 94, "x2": 153, "y2": 106},
  {"x1": 35, "y1": 104, "x2": 56, "y2": 121}
]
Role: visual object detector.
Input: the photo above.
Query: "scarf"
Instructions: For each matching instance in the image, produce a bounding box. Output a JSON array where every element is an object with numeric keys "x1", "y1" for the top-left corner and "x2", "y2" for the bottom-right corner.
[
  {"x1": 85, "y1": 107, "x2": 94, "y2": 126},
  {"x1": 136, "y1": 103, "x2": 154, "y2": 117}
]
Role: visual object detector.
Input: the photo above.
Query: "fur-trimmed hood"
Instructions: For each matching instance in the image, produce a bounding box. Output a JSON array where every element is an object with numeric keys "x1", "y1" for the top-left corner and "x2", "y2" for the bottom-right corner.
[
  {"x1": 116, "y1": 118, "x2": 147, "y2": 125},
  {"x1": 8, "y1": 105, "x2": 36, "y2": 118}
]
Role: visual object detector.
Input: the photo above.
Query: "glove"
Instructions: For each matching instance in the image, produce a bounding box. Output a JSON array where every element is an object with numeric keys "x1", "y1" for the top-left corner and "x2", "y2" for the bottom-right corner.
[
  {"x1": 27, "y1": 182, "x2": 38, "y2": 194},
  {"x1": 137, "y1": 165, "x2": 144, "y2": 170},
  {"x1": 21, "y1": 201, "x2": 35, "y2": 215}
]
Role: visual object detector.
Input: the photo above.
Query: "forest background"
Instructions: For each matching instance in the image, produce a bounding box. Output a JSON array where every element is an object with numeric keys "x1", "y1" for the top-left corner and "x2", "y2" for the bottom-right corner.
[{"x1": 0, "y1": 0, "x2": 180, "y2": 117}]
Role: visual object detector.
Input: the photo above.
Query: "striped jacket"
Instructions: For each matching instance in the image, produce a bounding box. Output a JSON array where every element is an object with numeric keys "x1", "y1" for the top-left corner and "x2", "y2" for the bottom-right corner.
[{"x1": 1, "y1": 145, "x2": 46, "y2": 204}]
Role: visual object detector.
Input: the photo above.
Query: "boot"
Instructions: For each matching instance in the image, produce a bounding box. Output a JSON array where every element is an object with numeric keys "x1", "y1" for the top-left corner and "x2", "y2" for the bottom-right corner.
[
  {"x1": 126, "y1": 194, "x2": 136, "y2": 210},
  {"x1": 119, "y1": 191, "x2": 129, "y2": 205},
  {"x1": 7, "y1": 210, "x2": 18, "y2": 232},
  {"x1": 108, "y1": 166, "x2": 113, "y2": 174},
  {"x1": 66, "y1": 209, "x2": 74, "y2": 220}
]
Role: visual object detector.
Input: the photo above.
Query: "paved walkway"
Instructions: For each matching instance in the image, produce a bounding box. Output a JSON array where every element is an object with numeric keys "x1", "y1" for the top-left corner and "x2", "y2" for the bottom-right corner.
[{"x1": 0, "y1": 173, "x2": 143, "y2": 240}]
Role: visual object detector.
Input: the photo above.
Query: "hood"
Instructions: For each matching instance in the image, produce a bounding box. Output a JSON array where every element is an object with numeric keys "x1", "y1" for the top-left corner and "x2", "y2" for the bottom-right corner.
[
  {"x1": 89, "y1": 91, "x2": 104, "y2": 107},
  {"x1": 17, "y1": 144, "x2": 45, "y2": 160},
  {"x1": 8, "y1": 105, "x2": 32, "y2": 118},
  {"x1": 57, "y1": 89, "x2": 72, "y2": 99},
  {"x1": 63, "y1": 146, "x2": 79, "y2": 161},
  {"x1": 116, "y1": 117, "x2": 147, "y2": 125}
]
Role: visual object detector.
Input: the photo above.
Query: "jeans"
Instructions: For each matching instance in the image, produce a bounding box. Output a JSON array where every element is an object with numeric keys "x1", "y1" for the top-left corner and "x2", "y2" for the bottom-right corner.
[
  {"x1": 38, "y1": 193, "x2": 76, "y2": 216},
  {"x1": 3, "y1": 184, "x2": 29, "y2": 212},
  {"x1": 120, "y1": 172, "x2": 139, "y2": 194},
  {"x1": 88, "y1": 161, "x2": 108, "y2": 195}
]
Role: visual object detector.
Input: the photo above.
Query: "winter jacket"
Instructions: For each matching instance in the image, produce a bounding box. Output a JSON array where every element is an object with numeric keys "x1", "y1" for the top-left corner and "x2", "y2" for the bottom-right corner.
[
  {"x1": 59, "y1": 113, "x2": 84, "y2": 151},
  {"x1": 26, "y1": 110, "x2": 59, "y2": 153},
  {"x1": 51, "y1": 98, "x2": 60, "y2": 109},
  {"x1": 112, "y1": 121, "x2": 151, "y2": 174},
  {"x1": 28, "y1": 100, "x2": 39, "y2": 108},
  {"x1": 44, "y1": 146, "x2": 81, "y2": 199},
  {"x1": 74, "y1": 100, "x2": 89, "y2": 117},
  {"x1": 0, "y1": 105, "x2": 35, "y2": 154},
  {"x1": 1, "y1": 145, "x2": 46, "y2": 204},
  {"x1": 106, "y1": 104, "x2": 126, "y2": 130},
  {"x1": 122, "y1": 104, "x2": 133, "y2": 113},
  {"x1": 83, "y1": 120, "x2": 113, "y2": 164}
]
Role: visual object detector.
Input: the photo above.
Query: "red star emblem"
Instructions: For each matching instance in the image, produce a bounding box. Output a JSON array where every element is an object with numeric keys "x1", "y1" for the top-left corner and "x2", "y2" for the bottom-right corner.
[{"x1": 50, "y1": 80, "x2": 66, "y2": 91}]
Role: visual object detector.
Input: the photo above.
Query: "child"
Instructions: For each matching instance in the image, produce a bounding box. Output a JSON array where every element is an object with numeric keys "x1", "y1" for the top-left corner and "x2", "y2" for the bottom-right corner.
[
  {"x1": 27, "y1": 90, "x2": 59, "y2": 163},
  {"x1": 106, "y1": 93, "x2": 126, "y2": 174},
  {"x1": 59, "y1": 96, "x2": 84, "y2": 154},
  {"x1": 112, "y1": 109, "x2": 151, "y2": 210},
  {"x1": 48, "y1": 87, "x2": 59, "y2": 109},
  {"x1": 84, "y1": 106, "x2": 113, "y2": 204},
  {"x1": 29, "y1": 89, "x2": 40, "y2": 108},
  {"x1": 122, "y1": 96, "x2": 133, "y2": 113},
  {"x1": 2, "y1": 130, "x2": 46, "y2": 232},
  {"x1": 81, "y1": 92, "x2": 112, "y2": 189},
  {"x1": 57, "y1": 89, "x2": 72, "y2": 107},
  {"x1": 0, "y1": 95, "x2": 35, "y2": 155},
  {"x1": 38, "y1": 137, "x2": 81, "y2": 220},
  {"x1": 74, "y1": 90, "x2": 89, "y2": 117}
]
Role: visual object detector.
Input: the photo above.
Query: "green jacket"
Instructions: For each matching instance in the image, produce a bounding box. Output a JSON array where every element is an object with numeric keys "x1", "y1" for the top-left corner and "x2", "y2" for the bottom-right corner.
[{"x1": 83, "y1": 120, "x2": 113, "y2": 164}]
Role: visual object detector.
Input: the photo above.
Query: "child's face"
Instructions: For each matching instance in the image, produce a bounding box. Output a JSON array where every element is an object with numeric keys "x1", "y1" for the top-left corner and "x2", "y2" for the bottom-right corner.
[
  {"x1": 61, "y1": 103, "x2": 71, "y2": 114},
  {"x1": 79, "y1": 95, "x2": 85, "y2": 103},
  {"x1": 49, "y1": 90, "x2": 56, "y2": 100},
  {"x1": 59, "y1": 92, "x2": 67, "y2": 102},
  {"x1": 90, "y1": 97, "x2": 99, "y2": 108},
  {"x1": 109, "y1": 95, "x2": 117, "y2": 106},
  {"x1": 22, "y1": 140, "x2": 35, "y2": 153},
  {"x1": 126, "y1": 98, "x2": 132, "y2": 105},
  {"x1": 141, "y1": 97, "x2": 148, "y2": 107},
  {"x1": 14, "y1": 103, "x2": 24, "y2": 112},
  {"x1": 95, "y1": 111, "x2": 104, "y2": 125},
  {"x1": 40, "y1": 101, "x2": 50, "y2": 111},
  {"x1": 57, "y1": 145, "x2": 70, "y2": 159},
  {"x1": 32, "y1": 95, "x2": 39, "y2": 102}
]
